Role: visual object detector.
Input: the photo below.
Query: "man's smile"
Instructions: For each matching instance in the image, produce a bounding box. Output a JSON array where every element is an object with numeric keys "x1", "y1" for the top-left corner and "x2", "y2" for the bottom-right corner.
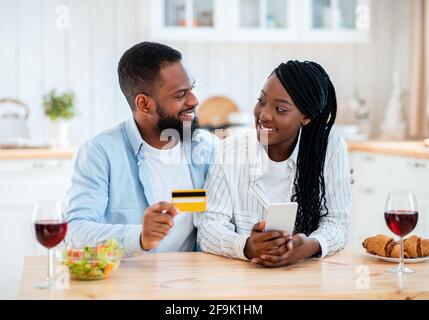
[{"x1": 178, "y1": 107, "x2": 196, "y2": 121}]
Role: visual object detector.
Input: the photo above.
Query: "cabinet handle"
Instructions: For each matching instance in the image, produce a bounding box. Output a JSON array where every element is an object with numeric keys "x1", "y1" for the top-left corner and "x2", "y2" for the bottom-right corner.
[
  {"x1": 349, "y1": 168, "x2": 355, "y2": 185},
  {"x1": 360, "y1": 188, "x2": 375, "y2": 194},
  {"x1": 32, "y1": 162, "x2": 44, "y2": 168},
  {"x1": 414, "y1": 162, "x2": 427, "y2": 168}
]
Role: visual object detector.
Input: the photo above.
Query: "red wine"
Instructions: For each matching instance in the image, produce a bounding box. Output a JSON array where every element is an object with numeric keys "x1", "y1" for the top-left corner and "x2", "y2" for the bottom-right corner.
[
  {"x1": 384, "y1": 210, "x2": 418, "y2": 237},
  {"x1": 34, "y1": 220, "x2": 67, "y2": 249}
]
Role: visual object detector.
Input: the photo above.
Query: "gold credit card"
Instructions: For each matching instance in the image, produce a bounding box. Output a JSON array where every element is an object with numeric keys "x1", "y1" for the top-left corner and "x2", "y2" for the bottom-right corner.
[{"x1": 172, "y1": 189, "x2": 206, "y2": 212}]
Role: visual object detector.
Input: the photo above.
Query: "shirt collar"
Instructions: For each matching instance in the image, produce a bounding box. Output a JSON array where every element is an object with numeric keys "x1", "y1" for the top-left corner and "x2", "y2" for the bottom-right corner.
[
  {"x1": 125, "y1": 116, "x2": 144, "y2": 157},
  {"x1": 289, "y1": 127, "x2": 301, "y2": 166},
  {"x1": 249, "y1": 126, "x2": 301, "y2": 183},
  {"x1": 261, "y1": 126, "x2": 301, "y2": 169}
]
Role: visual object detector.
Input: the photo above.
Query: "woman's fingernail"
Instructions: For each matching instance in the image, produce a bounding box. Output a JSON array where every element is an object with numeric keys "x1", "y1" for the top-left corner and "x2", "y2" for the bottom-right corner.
[{"x1": 261, "y1": 255, "x2": 267, "y2": 260}]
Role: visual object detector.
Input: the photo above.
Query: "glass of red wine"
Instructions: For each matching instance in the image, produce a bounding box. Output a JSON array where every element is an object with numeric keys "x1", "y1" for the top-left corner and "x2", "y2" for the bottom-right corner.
[
  {"x1": 384, "y1": 191, "x2": 418, "y2": 274},
  {"x1": 32, "y1": 201, "x2": 67, "y2": 289}
]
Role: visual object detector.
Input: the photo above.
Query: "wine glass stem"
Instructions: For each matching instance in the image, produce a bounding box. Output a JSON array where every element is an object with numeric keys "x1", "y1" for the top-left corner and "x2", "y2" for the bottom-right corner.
[
  {"x1": 48, "y1": 248, "x2": 54, "y2": 285},
  {"x1": 399, "y1": 236, "x2": 404, "y2": 271}
]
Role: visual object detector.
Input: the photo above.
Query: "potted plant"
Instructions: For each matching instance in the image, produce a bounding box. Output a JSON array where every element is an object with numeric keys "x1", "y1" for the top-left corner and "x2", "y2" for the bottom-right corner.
[{"x1": 42, "y1": 89, "x2": 76, "y2": 148}]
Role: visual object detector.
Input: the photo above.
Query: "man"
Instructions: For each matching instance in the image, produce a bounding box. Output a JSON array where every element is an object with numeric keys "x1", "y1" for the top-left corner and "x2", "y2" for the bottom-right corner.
[{"x1": 64, "y1": 42, "x2": 218, "y2": 258}]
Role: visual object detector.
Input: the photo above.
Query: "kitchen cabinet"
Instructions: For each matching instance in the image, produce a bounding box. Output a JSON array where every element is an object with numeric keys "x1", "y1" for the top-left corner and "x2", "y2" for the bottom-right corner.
[
  {"x1": 349, "y1": 152, "x2": 429, "y2": 248},
  {"x1": 0, "y1": 159, "x2": 72, "y2": 248},
  {"x1": 301, "y1": 0, "x2": 370, "y2": 42},
  {"x1": 0, "y1": 162, "x2": 70, "y2": 276},
  {"x1": 228, "y1": 0, "x2": 298, "y2": 42},
  {"x1": 0, "y1": 160, "x2": 71, "y2": 206},
  {"x1": 148, "y1": 0, "x2": 370, "y2": 42},
  {"x1": 149, "y1": 0, "x2": 225, "y2": 41},
  {"x1": 0, "y1": 158, "x2": 72, "y2": 298}
]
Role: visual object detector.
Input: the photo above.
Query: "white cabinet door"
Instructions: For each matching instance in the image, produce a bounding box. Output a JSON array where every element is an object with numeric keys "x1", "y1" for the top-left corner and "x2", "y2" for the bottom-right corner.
[
  {"x1": 0, "y1": 160, "x2": 72, "y2": 206},
  {"x1": 0, "y1": 159, "x2": 72, "y2": 298},
  {"x1": 300, "y1": 0, "x2": 370, "y2": 43},
  {"x1": 0, "y1": 204, "x2": 48, "y2": 299},
  {"x1": 349, "y1": 152, "x2": 429, "y2": 249},
  {"x1": 228, "y1": 0, "x2": 299, "y2": 42},
  {"x1": 149, "y1": 0, "x2": 226, "y2": 41},
  {"x1": 390, "y1": 157, "x2": 429, "y2": 237},
  {"x1": 350, "y1": 183, "x2": 389, "y2": 247},
  {"x1": 350, "y1": 153, "x2": 386, "y2": 248}
]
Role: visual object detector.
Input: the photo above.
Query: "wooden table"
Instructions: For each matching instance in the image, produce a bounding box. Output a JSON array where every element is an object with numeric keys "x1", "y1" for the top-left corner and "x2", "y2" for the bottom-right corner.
[{"x1": 19, "y1": 250, "x2": 429, "y2": 300}]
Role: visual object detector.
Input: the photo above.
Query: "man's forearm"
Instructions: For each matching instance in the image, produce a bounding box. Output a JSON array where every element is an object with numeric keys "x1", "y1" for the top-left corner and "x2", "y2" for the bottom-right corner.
[{"x1": 65, "y1": 219, "x2": 144, "y2": 258}]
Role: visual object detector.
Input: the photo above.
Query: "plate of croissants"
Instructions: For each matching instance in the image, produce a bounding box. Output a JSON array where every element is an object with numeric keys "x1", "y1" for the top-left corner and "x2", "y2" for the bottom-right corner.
[{"x1": 362, "y1": 234, "x2": 429, "y2": 263}]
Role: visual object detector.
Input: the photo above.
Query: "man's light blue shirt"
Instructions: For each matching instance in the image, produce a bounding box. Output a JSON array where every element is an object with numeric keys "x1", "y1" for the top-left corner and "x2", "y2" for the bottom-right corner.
[{"x1": 63, "y1": 117, "x2": 218, "y2": 258}]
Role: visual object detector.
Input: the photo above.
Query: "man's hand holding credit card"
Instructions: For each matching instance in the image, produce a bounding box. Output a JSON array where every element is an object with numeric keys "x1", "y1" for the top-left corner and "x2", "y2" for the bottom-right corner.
[
  {"x1": 140, "y1": 202, "x2": 179, "y2": 251},
  {"x1": 172, "y1": 189, "x2": 207, "y2": 212},
  {"x1": 140, "y1": 190, "x2": 206, "y2": 251}
]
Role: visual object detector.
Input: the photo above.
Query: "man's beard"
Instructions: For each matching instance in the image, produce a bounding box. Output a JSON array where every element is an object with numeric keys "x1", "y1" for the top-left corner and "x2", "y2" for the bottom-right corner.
[{"x1": 155, "y1": 103, "x2": 200, "y2": 143}]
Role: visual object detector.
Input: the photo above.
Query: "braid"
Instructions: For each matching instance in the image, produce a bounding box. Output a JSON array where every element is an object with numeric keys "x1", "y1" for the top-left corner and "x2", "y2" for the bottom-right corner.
[{"x1": 274, "y1": 61, "x2": 337, "y2": 236}]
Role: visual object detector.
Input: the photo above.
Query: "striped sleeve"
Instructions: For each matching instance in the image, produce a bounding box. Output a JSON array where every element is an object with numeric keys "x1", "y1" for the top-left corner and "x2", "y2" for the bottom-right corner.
[
  {"x1": 193, "y1": 142, "x2": 249, "y2": 261},
  {"x1": 308, "y1": 135, "x2": 352, "y2": 258}
]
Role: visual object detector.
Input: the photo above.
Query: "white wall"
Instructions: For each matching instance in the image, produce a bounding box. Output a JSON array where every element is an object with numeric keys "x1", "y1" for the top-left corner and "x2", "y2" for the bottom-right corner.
[
  {"x1": 0, "y1": 0, "x2": 413, "y2": 143},
  {"x1": 0, "y1": 0, "x2": 138, "y2": 144}
]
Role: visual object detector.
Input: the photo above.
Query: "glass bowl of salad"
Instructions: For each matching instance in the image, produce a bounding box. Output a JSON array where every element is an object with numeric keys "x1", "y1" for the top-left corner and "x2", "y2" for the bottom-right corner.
[{"x1": 59, "y1": 239, "x2": 123, "y2": 280}]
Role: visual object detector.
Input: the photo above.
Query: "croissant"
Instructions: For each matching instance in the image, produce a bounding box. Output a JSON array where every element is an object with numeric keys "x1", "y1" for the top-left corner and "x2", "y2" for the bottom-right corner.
[
  {"x1": 363, "y1": 234, "x2": 429, "y2": 258},
  {"x1": 390, "y1": 242, "x2": 408, "y2": 258},
  {"x1": 421, "y1": 239, "x2": 429, "y2": 256},
  {"x1": 404, "y1": 235, "x2": 419, "y2": 258},
  {"x1": 362, "y1": 234, "x2": 397, "y2": 257},
  {"x1": 405, "y1": 236, "x2": 429, "y2": 257}
]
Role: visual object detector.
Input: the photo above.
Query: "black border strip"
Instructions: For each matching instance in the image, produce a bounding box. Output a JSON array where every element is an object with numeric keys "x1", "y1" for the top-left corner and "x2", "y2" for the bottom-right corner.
[{"x1": 172, "y1": 192, "x2": 206, "y2": 197}]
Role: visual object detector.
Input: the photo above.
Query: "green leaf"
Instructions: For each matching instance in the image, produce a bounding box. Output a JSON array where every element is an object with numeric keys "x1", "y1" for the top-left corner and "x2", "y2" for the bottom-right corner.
[{"x1": 42, "y1": 89, "x2": 76, "y2": 121}]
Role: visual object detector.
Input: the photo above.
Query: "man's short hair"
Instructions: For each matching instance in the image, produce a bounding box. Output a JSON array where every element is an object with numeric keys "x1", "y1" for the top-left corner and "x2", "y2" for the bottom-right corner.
[{"x1": 118, "y1": 42, "x2": 182, "y2": 111}]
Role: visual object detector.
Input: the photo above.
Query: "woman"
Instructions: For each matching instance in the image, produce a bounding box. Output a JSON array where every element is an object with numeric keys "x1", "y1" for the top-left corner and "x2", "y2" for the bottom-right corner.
[{"x1": 194, "y1": 60, "x2": 351, "y2": 267}]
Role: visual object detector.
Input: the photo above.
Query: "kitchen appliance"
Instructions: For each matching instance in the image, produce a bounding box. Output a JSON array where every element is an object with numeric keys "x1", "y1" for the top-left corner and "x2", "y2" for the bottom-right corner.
[{"x1": 0, "y1": 98, "x2": 30, "y2": 146}]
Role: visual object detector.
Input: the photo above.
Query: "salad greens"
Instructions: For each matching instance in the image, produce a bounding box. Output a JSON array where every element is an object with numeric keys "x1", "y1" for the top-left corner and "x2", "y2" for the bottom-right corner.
[{"x1": 62, "y1": 239, "x2": 123, "y2": 280}]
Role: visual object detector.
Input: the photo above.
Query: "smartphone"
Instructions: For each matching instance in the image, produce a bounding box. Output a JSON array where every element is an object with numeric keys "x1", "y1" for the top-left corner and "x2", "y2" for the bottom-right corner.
[{"x1": 264, "y1": 202, "x2": 298, "y2": 234}]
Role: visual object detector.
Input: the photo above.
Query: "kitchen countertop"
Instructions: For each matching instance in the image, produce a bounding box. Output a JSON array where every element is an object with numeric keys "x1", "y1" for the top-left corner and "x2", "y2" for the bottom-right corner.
[
  {"x1": 347, "y1": 141, "x2": 429, "y2": 160},
  {"x1": 1, "y1": 141, "x2": 429, "y2": 161},
  {"x1": 0, "y1": 147, "x2": 75, "y2": 160},
  {"x1": 19, "y1": 250, "x2": 429, "y2": 299}
]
